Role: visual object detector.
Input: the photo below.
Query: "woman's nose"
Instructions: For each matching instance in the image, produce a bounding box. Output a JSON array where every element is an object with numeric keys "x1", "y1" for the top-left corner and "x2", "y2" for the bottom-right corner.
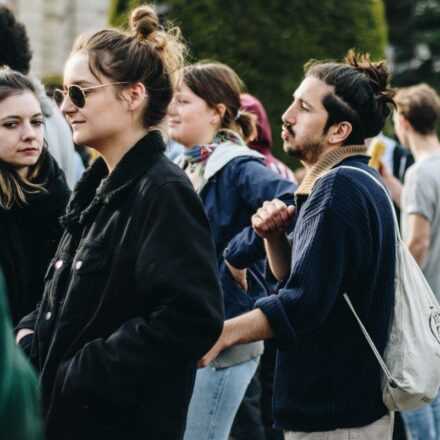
[
  {"x1": 21, "y1": 121, "x2": 37, "y2": 141},
  {"x1": 60, "y1": 93, "x2": 77, "y2": 115}
]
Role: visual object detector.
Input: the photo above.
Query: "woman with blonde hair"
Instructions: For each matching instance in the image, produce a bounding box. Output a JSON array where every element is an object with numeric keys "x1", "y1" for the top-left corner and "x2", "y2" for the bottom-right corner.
[{"x1": 16, "y1": 6, "x2": 223, "y2": 440}]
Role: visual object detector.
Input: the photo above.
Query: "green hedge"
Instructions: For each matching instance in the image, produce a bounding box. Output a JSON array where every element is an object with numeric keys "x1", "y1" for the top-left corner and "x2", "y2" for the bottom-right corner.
[{"x1": 110, "y1": 0, "x2": 387, "y2": 168}]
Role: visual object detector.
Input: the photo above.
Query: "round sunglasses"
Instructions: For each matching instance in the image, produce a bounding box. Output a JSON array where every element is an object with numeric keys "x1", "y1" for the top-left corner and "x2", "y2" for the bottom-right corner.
[{"x1": 53, "y1": 82, "x2": 129, "y2": 108}]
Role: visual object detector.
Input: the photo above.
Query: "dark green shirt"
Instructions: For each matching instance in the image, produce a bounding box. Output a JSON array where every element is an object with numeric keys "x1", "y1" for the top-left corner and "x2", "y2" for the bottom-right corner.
[{"x1": 0, "y1": 270, "x2": 43, "y2": 440}]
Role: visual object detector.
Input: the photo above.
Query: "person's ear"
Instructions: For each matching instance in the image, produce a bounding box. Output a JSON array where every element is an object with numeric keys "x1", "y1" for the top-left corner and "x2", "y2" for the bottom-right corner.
[
  {"x1": 400, "y1": 116, "x2": 412, "y2": 132},
  {"x1": 123, "y1": 82, "x2": 148, "y2": 111},
  {"x1": 328, "y1": 121, "x2": 352, "y2": 145},
  {"x1": 210, "y1": 103, "x2": 226, "y2": 126}
]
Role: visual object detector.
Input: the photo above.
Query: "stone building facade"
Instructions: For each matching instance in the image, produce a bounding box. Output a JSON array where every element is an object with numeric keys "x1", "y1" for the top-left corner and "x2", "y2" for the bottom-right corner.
[{"x1": 1, "y1": 0, "x2": 111, "y2": 77}]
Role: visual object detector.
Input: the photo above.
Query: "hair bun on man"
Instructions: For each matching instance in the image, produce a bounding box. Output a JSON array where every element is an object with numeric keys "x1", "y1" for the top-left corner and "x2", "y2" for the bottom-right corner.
[
  {"x1": 130, "y1": 5, "x2": 159, "y2": 41},
  {"x1": 344, "y1": 49, "x2": 395, "y2": 107}
]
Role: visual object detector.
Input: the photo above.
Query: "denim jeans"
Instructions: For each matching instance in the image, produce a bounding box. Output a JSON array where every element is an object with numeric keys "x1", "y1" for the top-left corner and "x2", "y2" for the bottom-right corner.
[
  {"x1": 231, "y1": 339, "x2": 284, "y2": 440},
  {"x1": 401, "y1": 393, "x2": 440, "y2": 440},
  {"x1": 183, "y1": 357, "x2": 259, "y2": 440}
]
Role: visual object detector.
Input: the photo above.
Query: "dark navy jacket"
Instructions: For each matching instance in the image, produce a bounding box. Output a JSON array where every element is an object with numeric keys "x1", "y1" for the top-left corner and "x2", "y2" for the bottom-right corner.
[{"x1": 195, "y1": 147, "x2": 296, "y2": 319}]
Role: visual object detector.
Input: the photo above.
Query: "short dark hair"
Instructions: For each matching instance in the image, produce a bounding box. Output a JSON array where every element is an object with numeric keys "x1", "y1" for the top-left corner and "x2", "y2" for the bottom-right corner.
[
  {"x1": 0, "y1": 6, "x2": 32, "y2": 74},
  {"x1": 305, "y1": 50, "x2": 395, "y2": 145},
  {"x1": 395, "y1": 84, "x2": 440, "y2": 135}
]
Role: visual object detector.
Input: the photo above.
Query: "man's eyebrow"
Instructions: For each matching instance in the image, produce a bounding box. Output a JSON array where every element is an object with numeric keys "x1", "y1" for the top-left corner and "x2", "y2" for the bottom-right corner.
[{"x1": 293, "y1": 93, "x2": 313, "y2": 109}]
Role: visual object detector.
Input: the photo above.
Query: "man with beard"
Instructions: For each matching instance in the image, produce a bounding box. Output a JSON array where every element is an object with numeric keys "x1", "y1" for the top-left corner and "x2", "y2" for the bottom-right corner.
[{"x1": 200, "y1": 51, "x2": 397, "y2": 439}]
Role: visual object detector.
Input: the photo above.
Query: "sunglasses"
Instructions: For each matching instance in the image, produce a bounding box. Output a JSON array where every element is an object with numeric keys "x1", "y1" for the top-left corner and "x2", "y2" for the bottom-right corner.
[{"x1": 53, "y1": 82, "x2": 129, "y2": 108}]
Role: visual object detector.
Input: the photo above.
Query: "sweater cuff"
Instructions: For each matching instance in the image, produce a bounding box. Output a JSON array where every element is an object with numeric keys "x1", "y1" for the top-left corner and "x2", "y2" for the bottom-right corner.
[
  {"x1": 223, "y1": 246, "x2": 248, "y2": 269},
  {"x1": 255, "y1": 295, "x2": 296, "y2": 350}
]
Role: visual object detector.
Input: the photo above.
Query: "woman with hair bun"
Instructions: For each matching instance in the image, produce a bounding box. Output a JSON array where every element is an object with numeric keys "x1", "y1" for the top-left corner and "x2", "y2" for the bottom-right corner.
[
  {"x1": 168, "y1": 61, "x2": 296, "y2": 440},
  {"x1": 16, "y1": 6, "x2": 223, "y2": 440}
]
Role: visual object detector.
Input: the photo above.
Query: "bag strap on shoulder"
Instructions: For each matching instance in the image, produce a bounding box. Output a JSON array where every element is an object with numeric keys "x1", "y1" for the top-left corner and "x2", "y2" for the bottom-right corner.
[
  {"x1": 331, "y1": 165, "x2": 401, "y2": 240},
  {"x1": 325, "y1": 165, "x2": 399, "y2": 387}
]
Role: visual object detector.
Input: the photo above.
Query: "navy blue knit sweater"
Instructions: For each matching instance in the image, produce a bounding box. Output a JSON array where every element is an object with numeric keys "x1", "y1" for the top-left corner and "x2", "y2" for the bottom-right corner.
[{"x1": 256, "y1": 156, "x2": 396, "y2": 432}]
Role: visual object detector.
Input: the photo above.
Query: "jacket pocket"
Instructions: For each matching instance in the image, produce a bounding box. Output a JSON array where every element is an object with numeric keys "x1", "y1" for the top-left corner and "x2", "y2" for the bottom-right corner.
[{"x1": 72, "y1": 252, "x2": 109, "y2": 275}]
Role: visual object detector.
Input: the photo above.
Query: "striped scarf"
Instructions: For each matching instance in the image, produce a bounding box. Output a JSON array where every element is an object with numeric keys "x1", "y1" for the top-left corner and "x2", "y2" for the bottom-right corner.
[{"x1": 183, "y1": 129, "x2": 246, "y2": 176}]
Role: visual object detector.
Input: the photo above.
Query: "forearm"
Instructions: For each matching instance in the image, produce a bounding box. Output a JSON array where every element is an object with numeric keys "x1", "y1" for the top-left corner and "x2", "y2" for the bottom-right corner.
[
  {"x1": 199, "y1": 308, "x2": 274, "y2": 367},
  {"x1": 384, "y1": 174, "x2": 403, "y2": 208},
  {"x1": 223, "y1": 308, "x2": 274, "y2": 348},
  {"x1": 264, "y1": 234, "x2": 292, "y2": 281},
  {"x1": 407, "y1": 238, "x2": 429, "y2": 268}
]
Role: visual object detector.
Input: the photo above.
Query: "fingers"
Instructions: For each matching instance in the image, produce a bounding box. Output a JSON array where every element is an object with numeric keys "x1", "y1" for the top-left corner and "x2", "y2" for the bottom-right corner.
[
  {"x1": 198, "y1": 355, "x2": 211, "y2": 368},
  {"x1": 378, "y1": 160, "x2": 391, "y2": 178},
  {"x1": 251, "y1": 213, "x2": 270, "y2": 238},
  {"x1": 287, "y1": 204, "x2": 295, "y2": 217},
  {"x1": 198, "y1": 335, "x2": 225, "y2": 368},
  {"x1": 252, "y1": 199, "x2": 295, "y2": 237}
]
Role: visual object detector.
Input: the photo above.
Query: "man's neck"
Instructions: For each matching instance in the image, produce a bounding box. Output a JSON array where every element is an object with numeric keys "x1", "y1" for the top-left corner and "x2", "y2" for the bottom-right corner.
[
  {"x1": 407, "y1": 132, "x2": 440, "y2": 162},
  {"x1": 301, "y1": 144, "x2": 342, "y2": 169}
]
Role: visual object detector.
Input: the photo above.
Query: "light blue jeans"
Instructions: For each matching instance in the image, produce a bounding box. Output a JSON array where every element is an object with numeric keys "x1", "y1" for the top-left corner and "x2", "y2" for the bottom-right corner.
[
  {"x1": 401, "y1": 393, "x2": 440, "y2": 440},
  {"x1": 183, "y1": 357, "x2": 259, "y2": 440}
]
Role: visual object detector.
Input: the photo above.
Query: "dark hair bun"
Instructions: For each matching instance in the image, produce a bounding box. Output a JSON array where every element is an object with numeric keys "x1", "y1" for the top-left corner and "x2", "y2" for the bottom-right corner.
[
  {"x1": 344, "y1": 49, "x2": 395, "y2": 110},
  {"x1": 130, "y1": 5, "x2": 159, "y2": 41}
]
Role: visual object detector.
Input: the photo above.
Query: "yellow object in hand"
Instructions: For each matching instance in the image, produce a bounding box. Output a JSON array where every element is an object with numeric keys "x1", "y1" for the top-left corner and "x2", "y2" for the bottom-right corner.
[{"x1": 368, "y1": 139, "x2": 386, "y2": 170}]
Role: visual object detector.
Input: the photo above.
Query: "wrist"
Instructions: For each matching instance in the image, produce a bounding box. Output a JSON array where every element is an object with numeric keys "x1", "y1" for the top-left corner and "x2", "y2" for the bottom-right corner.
[
  {"x1": 265, "y1": 232, "x2": 288, "y2": 245},
  {"x1": 16, "y1": 328, "x2": 34, "y2": 344}
]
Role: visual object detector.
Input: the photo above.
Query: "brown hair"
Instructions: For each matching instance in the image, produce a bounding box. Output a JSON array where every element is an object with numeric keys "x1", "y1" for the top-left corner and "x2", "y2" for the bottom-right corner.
[
  {"x1": 0, "y1": 67, "x2": 46, "y2": 209},
  {"x1": 305, "y1": 50, "x2": 395, "y2": 145},
  {"x1": 394, "y1": 84, "x2": 440, "y2": 135},
  {"x1": 72, "y1": 4, "x2": 185, "y2": 128},
  {"x1": 182, "y1": 61, "x2": 257, "y2": 142}
]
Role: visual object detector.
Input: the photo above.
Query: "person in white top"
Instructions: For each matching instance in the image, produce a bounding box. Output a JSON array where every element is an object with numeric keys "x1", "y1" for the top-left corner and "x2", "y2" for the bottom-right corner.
[{"x1": 381, "y1": 83, "x2": 440, "y2": 440}]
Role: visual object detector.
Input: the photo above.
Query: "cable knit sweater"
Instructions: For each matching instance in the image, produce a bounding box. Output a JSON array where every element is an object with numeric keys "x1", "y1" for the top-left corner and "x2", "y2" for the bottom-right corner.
[{"x1": 256, "y1": 147, "x2": 396, "y2": 432}]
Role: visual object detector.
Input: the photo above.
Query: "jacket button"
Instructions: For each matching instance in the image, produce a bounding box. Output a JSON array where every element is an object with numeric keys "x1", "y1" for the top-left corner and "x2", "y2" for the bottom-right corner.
[
  {"x1": 75, "y1": 261, "x2": 83, "y2": 270},
  {"x1": 55, "y1": 260, "x2": 63, "y2": 269},
  {"x1": 45, "y1": 312, "x2": 52, "y2": 320}
]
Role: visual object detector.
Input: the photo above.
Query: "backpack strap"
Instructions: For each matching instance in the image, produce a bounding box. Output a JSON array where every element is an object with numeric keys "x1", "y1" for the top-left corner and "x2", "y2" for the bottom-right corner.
[
  {"x1": 325, "y1": 165, "x2": 399, "y2": 387},
  {"x1": 325, "y1": 165, "x2": 401, "y2": 240}
]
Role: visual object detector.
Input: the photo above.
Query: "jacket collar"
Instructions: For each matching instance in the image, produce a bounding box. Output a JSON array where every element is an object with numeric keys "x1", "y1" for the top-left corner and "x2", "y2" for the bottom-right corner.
[
  {"x1": 203, "y1": 142, "x2": 264, "y2": 181},
  {"x1": 61, "y1": 130, "x2": 165, "y2": 229},
  {"x1": 295, "y1": 145, "x2": 368, "y2": 196}
]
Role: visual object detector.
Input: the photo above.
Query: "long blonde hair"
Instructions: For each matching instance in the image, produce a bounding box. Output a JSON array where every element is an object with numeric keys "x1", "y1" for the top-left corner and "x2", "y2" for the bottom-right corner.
[{"x1": 0, "y1": 68, "x2": 46, "y2": 209}]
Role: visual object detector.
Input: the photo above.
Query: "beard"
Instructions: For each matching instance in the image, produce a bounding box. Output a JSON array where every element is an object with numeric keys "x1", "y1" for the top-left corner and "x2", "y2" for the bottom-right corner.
[{"x1": 284, "y1": 139, "x2": 325, "y2": 164}]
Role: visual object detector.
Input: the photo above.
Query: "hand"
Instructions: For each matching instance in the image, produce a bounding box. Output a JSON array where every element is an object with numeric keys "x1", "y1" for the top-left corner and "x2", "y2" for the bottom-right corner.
[
  {"x1": 16, "y1": 328, "x2": 34, "y2": 344},
  {"x1": 378, "y1": 160, "x2": 392, "y2": 180},
  {"x1": 225, "y1": 260, "x2": 248, "y2": 292},
  {"x1": 198, "y1": 326, "x2": 229, "y2": 368},
  {"x1": 252, "y1": 199, "x2": 295, "y2": 239},
  {"x1": 378, "y1": 160, "x2": 403, "y2": 207}
]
